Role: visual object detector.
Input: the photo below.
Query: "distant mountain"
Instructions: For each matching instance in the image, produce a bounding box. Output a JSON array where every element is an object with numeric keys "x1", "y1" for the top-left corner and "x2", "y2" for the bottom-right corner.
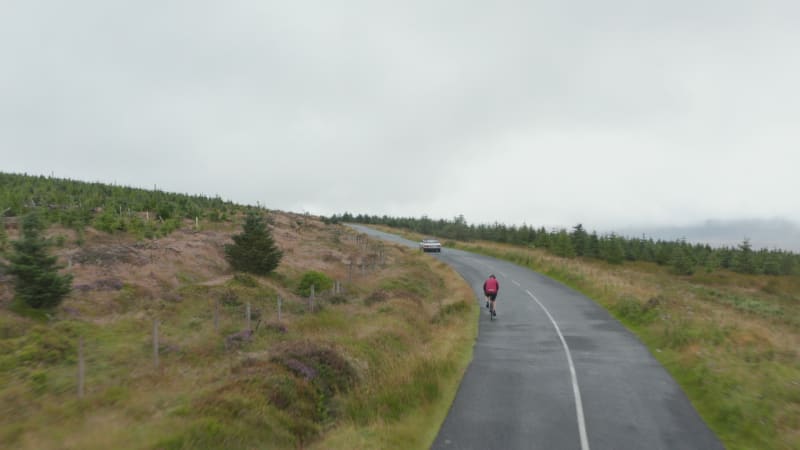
[{"x1": 614, "y1": 219, "x2": 800, "y2": 252}]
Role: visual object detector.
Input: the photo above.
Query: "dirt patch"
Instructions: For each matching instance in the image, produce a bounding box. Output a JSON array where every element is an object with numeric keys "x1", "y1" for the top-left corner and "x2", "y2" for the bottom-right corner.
[{"x1": 71, "y1": 243, "x2": 149, "y2": 266}]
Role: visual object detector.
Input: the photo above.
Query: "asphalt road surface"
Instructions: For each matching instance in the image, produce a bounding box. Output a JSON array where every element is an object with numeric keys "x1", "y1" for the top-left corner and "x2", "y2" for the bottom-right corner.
[{"x1": 348, "y1": 225, "x2": 724, "y2": 450}]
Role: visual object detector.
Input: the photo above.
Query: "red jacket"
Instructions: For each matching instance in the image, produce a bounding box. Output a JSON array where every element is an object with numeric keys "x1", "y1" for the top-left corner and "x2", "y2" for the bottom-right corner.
[{"x1": 483, "y1": 277, "x2": 499, "y2": 294}]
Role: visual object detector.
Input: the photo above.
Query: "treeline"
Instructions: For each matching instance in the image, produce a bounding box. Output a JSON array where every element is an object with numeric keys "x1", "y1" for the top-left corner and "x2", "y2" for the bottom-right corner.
[
  {"x1": 327, "y1": 213, "x2": 799, "y2": 276},
  {"x1": 1, "y1": 172, "x2": 243, "y2": 238}
]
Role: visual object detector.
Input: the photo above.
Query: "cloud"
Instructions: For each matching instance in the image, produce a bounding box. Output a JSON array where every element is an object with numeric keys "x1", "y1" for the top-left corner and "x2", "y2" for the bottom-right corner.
[{"x1": 2, "y1": 0, "x2": 799, "y2": 234}]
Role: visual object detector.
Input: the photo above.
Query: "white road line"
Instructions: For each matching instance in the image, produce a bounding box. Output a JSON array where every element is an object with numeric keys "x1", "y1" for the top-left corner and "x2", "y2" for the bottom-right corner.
[
  {"x1": 512, "y1": 280, "x2": 521, "y2": 287},
  {"x1": 499, "y1": 271, "x2": 507, "y2": 278},
  {"x1": 526, "y1": 289, "x2": 590, "y2": 450}
]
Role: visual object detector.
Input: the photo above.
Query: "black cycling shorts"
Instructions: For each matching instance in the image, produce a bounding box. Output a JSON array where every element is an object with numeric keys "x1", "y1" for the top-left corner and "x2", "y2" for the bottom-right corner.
[{"x1": 485, "y1": 292, "x2": 497, "y2": 301}]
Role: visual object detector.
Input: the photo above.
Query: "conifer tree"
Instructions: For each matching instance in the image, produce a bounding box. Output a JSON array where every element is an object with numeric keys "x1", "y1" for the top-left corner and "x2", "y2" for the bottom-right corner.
[
  {"x1": 225, "y1": 211, "x2": 282, "y2": 275},
  {"x1": 552, "y1": 229, "x2": 576, "y2": 258},
  {"x1": 534, "y1": 227, "x2": 550, "y2": 249},
  {"x1": 669, "y1": 240, "x2": 696, "y2": 275},
  {"x1": 763, "y1": 251, "x2": 781, "y2": 275},
  {"x1": 703, "y1": 251, "x2": 720, "y2": 273},
  {"x1": 654, "y1": 241, "x2": 672, "y2": 266},
  {"x1": 586, "y1": 232, "x2": 600, "y2": 258},
  {"x1": 733, "y1": 239, "x2": 756, "y2": 274},
  {"x1": 7, "y1": 213, "x2": 73, "y2": 309},
  {"x1": 0, "y1": 221, "x2": 7, "y2": 252},
  {"x1": 779, "y1": 253, "x2": 796, "y2": 275},
  {"x1": 718, "y1": 247, "x2": 734, "y2": 269},
  {"x1": 571, "y1": 224, "x2": 588, "y2": 256},
  {"x1": 601, "y1": 234, "x2": 625, "y2": 264}
]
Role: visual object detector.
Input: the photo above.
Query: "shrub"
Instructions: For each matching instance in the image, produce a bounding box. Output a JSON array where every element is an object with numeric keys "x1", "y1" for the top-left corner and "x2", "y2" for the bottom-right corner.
[
  {"x1": 612, "y1": 295, "x2": 658, "y2": 325},
  {"x1": 296, "y1": 271, "x2": 333, "y2": 297},
  {"x1": 328, "y1": 295, "x2": 348, "y2": 305},
  {"x1": 271, "y1": 341, "x2": 357, "y2": 395}
]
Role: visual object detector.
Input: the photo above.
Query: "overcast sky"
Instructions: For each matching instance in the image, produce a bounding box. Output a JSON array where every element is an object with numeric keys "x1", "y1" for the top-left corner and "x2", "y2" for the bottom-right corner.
[{"x1": 2, "y1": 1, "x2": 799, "y2": 231}]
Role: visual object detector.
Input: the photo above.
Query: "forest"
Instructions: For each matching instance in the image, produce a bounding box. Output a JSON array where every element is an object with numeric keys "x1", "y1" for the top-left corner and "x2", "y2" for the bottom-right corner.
[
  {"x1": 0, "y1": 172, "x2": 243, "y2": 239},
  {"x1": 326, "y1": 213, "x2": 800, "y2": 276}
]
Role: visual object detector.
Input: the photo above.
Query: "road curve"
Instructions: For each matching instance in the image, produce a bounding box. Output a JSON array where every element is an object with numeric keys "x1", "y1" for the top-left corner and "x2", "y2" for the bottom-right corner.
[{"x1": 348, "y1": 225, "x2": 724, "y2": 450}]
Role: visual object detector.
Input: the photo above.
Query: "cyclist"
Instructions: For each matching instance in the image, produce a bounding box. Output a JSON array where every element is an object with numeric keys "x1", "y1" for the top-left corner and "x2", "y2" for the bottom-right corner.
[{"x1": 483, "y1": 274, "x2": 499, "y2": 317}]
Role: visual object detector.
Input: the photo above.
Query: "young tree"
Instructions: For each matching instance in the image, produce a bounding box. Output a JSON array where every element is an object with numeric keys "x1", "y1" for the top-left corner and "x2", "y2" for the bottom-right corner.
[
  {"x1": 551, "y1": 229, "x2": 576, "y2": 258},
  {"x1": 534, "y1": 227, "x2": 550, "y2": 249},
  {"x1": 762, "y1": 251, "x2": 782, "y2": 276},
  {"x1": 600, "y1": 234, "x2": 625, "y2": 264},
  {"x1": 7, "y1": 213, "x2": 73, "y2": 309},
  {"x1": 586, "y1": 231, "x2": 600, "y2": 258},
  {"x1": 0, "y1": 220, "x2": 7, "y2": 252},
  {"x1": 225, "y1": 211, "x2": 282, "y2": 275},
  {"x1": 733, "y1": 238, "x2": 756, "y2": 274},
  {"x1": 654, "y1": 241, "x2": 672, "y2": 266},
  {"x1": 669, "y1": 240, "x2": 696, "y2": 275},
  {"x1": 570, "y1": 224, "x2": 588, "y2": 257}
]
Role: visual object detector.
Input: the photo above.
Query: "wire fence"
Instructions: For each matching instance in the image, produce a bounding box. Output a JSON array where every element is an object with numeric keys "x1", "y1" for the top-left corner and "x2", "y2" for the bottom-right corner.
[{"x1": 73, "y1": 231, "x2": 393, "y2": 398}]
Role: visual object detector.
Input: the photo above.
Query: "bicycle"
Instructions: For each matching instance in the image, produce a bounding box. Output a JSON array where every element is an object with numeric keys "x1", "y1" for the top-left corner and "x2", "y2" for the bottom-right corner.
[{"x1": 485, "y1": 294, "x2": 497, "y2": 320}]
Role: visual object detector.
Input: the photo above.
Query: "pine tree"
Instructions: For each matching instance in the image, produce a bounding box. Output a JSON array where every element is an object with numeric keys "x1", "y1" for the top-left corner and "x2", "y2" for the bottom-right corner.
[
  {"x1": 571, "y1": 224, "x2": 588, "y2": 257},
  {"x1": 779, "y1": 253, "x2": 796, "y2": 275},
  {"x1": 733, "y1": 239, "x2": 756, "y2": 274},
  {"x1": 718, "y1": 247, "x2": 734, "y2": 269},
  {"x1": 7, "y1": 213, "x2": 73, "y2": 309},
  {"x1": 669, "y1": 240, "x2": 696, "y2": 275},
  {"x1": 703, "y1": 251, "x2": 720, "y2": 273},
  {"x1": 225, "y1": 211, "x2": 283, "y2": 275},
  {"x1": 534, "y1": 227, "x2": 550, "y2": 249},
  {"x1": 0, "y1": 221, "x2": 7, "y2": 252},
  {"x1": 551, "y1": 229, "x2": 576, "y2": 258},
  {"x1": 763, "y1": 251, "x2": 781, "y2": 275},
  {"x1": 654, "y1": 241, "x2": 672, "y2": 266},
  {"x1": 586, "y1": 232, "x2": 600, "y2": 258},
  {"x1": 601, "y1": 234, "x2": 625, "y2": 264}
]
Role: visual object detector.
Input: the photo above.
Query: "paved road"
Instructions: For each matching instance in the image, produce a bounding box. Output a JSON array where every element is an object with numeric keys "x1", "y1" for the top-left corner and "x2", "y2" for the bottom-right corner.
[{"x1": 348, "y1": 225, "x2": 724, "y2": 450}]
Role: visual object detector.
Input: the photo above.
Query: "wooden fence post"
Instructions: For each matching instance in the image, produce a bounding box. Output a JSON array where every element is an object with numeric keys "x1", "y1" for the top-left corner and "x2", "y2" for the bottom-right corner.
[
  {"x1": 214, "y1": 299, "x2": 220, "y2": 331},
  {"x1": 78, "y1": 337, "x2": 85, "y2": 398},
  {"x1": 309, "y1": 285, "x2": 315, "y2": 312},
  {"x1": 246, "y1": 302, "x2": 251, "y2": 329},
  {"x1": 153, "y1": 320, "x2": 159, "y2": 369},
  {"x1": 277, "y1": 296, "x2": 282, "y2": 322}
]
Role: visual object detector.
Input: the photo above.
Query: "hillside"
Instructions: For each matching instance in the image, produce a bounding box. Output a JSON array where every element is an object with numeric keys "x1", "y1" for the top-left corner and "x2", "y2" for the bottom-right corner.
[{"x1": 0, "y1": 208, "x2": 477, "y2": 449}]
